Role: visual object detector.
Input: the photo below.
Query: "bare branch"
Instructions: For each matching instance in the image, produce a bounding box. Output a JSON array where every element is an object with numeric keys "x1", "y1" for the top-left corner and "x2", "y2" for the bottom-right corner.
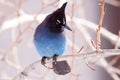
[
  {"x1": 96, "y1": 0, "x2": 105, "y2": 52},
  {"x1": 104, "y1": 0, "x2": 120, "y2": 7},
  {"x1": 12, "y1": 49, "x2": 120, "y2": 80}
]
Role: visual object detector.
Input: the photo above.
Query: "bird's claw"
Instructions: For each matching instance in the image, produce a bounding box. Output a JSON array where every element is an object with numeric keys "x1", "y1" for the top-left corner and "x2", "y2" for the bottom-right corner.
[
  {"x1": 53, "y1": 54, "x2": 58, "y2": 64},
  {"x1": 41, "y1": 55, "x2": 58, "y2": 69},
  {"x1": 41, "y1": 57, "x2": 53, "y2": 69}
]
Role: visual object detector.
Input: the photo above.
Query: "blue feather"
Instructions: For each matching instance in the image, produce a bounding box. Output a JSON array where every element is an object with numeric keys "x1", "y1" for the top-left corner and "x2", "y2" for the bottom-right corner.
[{"x1": 34, "y1": 25, "x2": 66, "y2": 57}]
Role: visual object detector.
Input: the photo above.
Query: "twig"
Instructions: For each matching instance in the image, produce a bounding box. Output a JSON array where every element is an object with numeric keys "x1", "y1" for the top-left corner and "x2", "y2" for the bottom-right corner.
[
  {"x1": 91, "y1": 40, "x2": 96, "y2": 48},
  {"x1": 115, "y1": 30, "x2": 120, "y2": 49},
  {"x1": 83, "y1": 56, "x2": 95, "y2": 71},
  {"x1": 77, "y1": 46, "x2": 84, "y2": 53},
  {"x1": 96, "y1": 0, "x2": 105, "y2": 52},
  {"x1": 69, "y1": 2, "x2": 76, "y2": 80}
]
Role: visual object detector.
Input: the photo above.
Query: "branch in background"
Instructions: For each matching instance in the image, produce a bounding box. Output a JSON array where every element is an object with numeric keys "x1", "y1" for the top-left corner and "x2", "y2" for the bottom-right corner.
[
  {"x1": 109, "y1": 31, "x2": 120, "y2": 68},
  {"x1": 96, "y1": 0, "x2": 105, "y2": 51},
  {"x1": 0, "y1": 0, "x2": 16, "y2": 8},
  {"x1": 99, "y1": 59, "x2": 120, "y2": 80},
  {"x1": 115, "y1": 30, "x2": 120, "y2": 49},
  {"x1": 0, "y1": 0, "x2": 60, "y2": 61},
  {"x1": 72, "y1": 17, "x2": 120, "y2": 47},
  {"x1": 12, "y1": 49, "x2": 120, "y2": 80},
  {"x1": 1, "y1": 14, "x2": 119, "y2": 48},
  {"x1": 0, "y1": 1, "x2": 60, "y2": 79},
  {"x1": 94, "y1": 1, "x2": 120, "y2": 80},
  {"x1": 104, "y1": 0, "x2": 120, "y2": 7},
  {"x1": 69, "y1": 2, "x2": 76, "y2": 80}
]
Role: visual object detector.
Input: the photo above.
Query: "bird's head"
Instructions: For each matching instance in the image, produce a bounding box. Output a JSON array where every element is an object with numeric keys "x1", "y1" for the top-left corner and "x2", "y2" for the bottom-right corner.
[{"x1": 46, "y1": 2, "x2": 72, "y2": 33}]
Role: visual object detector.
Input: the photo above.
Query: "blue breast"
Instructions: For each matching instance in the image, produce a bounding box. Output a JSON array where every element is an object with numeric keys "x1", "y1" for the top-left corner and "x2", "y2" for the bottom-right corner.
[{"x1": 34, "y1": 25, "x2": 66, "y2": 57}]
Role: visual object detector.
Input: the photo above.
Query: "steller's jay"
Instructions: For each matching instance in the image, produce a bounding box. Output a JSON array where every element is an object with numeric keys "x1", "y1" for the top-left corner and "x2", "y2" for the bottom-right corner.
[{"x1": 34, "y1": 2, "x2": 71, "y2": 75}]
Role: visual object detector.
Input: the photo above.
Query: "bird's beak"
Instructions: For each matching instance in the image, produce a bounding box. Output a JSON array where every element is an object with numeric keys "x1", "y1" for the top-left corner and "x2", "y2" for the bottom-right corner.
[
  {"x1": 60, "y1": 2, "x2": 71, "y2": 31},
  {"x1": 64, "y1": 24, "x2": 72, "y2": 31}
]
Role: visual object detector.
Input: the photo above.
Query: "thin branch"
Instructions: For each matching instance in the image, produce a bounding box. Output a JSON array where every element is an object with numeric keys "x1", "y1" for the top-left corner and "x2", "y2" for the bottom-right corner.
[
  {"x1": 83, "y1": 57, "x2": 95, "y2": 71},
  {"x1": 77, "y1": 46, "x2": 84, "y2": 53},
  {"x1": 115, "y1": 30, "x2": 120, "y2": 49},
  {"x1": 98, "y1": 59, "x2": 120, "y2": 80},
  {"x1": 96, "y1": 0, "x2": 105, "y2": 52},
  {"x1": 69, "y1": 2, "x2": 76, "y2": 80}
]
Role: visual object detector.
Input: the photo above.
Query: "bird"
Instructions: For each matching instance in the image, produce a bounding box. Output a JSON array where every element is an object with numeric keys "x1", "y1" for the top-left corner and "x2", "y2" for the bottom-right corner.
[{"x1": 34, "y1": 2, "x2": 71, "y2": 75}]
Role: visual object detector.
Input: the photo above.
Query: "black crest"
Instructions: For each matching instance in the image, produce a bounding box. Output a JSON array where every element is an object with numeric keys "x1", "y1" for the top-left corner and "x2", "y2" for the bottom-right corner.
[{"x1": 47, "y1": 2, "x2": 67, "y2": 33}]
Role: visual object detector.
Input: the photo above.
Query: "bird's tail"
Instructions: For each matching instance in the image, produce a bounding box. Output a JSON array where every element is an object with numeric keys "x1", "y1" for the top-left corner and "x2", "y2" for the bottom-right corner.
[{"x1": 52, "y1": 60, "x2": 71, "y2": 75}]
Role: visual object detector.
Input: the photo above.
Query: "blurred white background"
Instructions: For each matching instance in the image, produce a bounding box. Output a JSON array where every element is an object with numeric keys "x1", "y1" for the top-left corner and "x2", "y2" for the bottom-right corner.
[{"x1": 0, "y1": 0, "x2": 120, "y2": 80}]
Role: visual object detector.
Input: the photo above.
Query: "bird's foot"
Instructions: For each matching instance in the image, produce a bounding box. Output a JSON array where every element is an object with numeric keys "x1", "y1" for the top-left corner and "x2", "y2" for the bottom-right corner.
[
  {"x1": 41, "y1": 55, "x2": 58, "y2": 69},
  {"x1": 41, "y1": 57, "x2": 53, "y2": 69},
  {"x1": 53, "y1": 54, "x2": 58, "y2": 64}
]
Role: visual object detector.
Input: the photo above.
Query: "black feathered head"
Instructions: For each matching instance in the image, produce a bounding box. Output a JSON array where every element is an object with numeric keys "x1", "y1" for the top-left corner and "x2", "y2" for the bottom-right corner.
[{"x1": 46, "y1": 2, "x2": 72, "y2": 33}]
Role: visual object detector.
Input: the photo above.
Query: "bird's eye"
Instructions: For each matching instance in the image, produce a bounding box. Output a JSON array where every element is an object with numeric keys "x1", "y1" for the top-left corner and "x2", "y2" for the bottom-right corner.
[
  {"x1": 56, "y1": 19, "x2": 61, "y2": 24},
  {"x1": 63, "y1": 18, "x2": 65, "y2": 24}
]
